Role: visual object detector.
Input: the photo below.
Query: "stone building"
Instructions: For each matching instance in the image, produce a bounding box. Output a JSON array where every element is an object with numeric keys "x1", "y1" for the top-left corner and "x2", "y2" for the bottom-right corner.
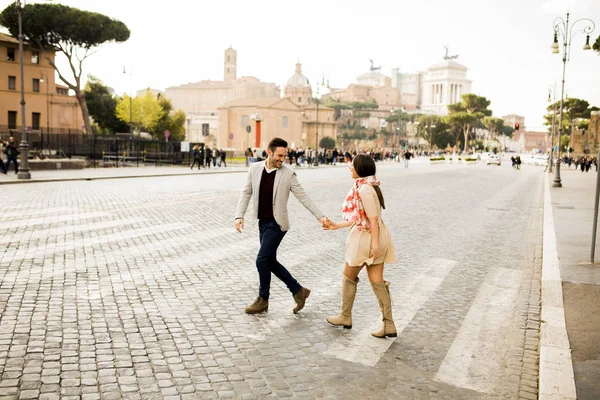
[
  {"x1": 392, "y1": 51, "x2": 473, "y2": 115},
  {"x1": 217, "y1": 61, "x2": 336, "y2": 152},
  {"x1": 502, "y1": 114, "x2": 526, "y2": 132},
  {"x1": 569, "y1": 111, "x2": 600, "y2": 154},
  {"x1": 0, "y1": 33, "x2": 83, "y2": 137},
  {"x1": 322, "y1": 62, "x2": 401, "y2": 131},
  {"x1": 163, "y1": 47, "x2": 280, "y2": 143}
]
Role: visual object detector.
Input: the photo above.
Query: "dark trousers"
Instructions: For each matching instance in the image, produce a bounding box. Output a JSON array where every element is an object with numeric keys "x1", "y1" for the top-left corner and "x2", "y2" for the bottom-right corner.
[
  {"x1": 256, "y1": 220, "x2": 301, "y2": 300},
  {"x1": 5, "y1": 156, "x2": 18, "y2": 173}
]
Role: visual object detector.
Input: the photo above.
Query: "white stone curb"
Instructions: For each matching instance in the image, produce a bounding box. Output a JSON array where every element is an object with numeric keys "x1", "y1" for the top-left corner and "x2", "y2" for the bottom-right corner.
[{"x1": 539, "y1": 175, "x2": 577, "y2": 400}]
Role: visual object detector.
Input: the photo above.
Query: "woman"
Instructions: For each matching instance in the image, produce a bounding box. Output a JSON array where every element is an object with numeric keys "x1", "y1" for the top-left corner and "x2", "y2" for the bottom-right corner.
[
  {"x1": 323, "y1": 154, "x2": 397, "y2": 338},
  {"x1": 191, "y1": 145, "x2": 201, "y2": 170}
]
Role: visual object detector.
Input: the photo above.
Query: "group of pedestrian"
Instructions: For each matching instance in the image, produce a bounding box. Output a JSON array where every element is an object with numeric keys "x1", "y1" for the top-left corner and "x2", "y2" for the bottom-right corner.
[
  {"x1": 569, "y1": 155, "x2": 597, "y2": 172},
  {"x1": 191, "y1": 145, "x2": 227, "y2": 170},
  {"x1": 235, "y1": 137, "x2": 397, "y2": 339},
  {"x1": 0, "y1": 136, "x2": 19, "y2": 175},
  {"x1": 510, "y1": 155, "x2": 522, "y2": 170}
]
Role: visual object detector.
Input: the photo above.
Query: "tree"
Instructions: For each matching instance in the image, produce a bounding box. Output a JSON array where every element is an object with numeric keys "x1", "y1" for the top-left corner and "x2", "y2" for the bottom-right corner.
[
  {"x1": 594, "y1": 35, "x2": 600, "y2": 53},
  {"x1": 154, "y1": 96, "x2": 186, "y2": 141},
  {"x1": 482, "y1": 117, "x2": 504, "y2": 139},
  {"x1": 560, "y1": 134, "x2": 570, "y2": 152},
  {"x1": 501, "y1": 125, "x2": 515, "y2": 138},
  {"x1": 320, "y1": 136, "x2": 336, "y2": 149},
  {"x1": 445, "y1": 94, "x2": 492, "y2": 152},
  {"x1": 414, "y1": 114, "x2": 441, "y2": 149},
  {"x1": 0, "y1": 3, "x2": 130, "y2": 135},
  {"x1": 543, "y1": 98, "x2": 598, "y2": 134},
  {"x1": 323, "y1": 98, "x2": 350, "y2": 120},
  {"x1": 84, "y1": 76, "x2": 129, "y2": 135},
  {"x1": 116, "y1": 90, "x2": 165, "y2": 135}
]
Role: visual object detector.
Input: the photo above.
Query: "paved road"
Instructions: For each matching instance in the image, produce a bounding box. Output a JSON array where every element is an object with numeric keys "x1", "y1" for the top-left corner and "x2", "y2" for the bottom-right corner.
[{"x1": 0, "y1": 161, "x2": 544, "y2": 399}]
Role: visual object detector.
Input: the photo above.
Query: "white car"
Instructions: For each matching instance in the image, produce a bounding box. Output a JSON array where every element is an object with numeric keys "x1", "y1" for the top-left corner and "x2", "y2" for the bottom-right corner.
[
  {"x1": 533, "y1": 154, "x2": 549, "y2": 166},
  {"x1": 486, "y1": 154, "x2": 501, "y2": 165}
]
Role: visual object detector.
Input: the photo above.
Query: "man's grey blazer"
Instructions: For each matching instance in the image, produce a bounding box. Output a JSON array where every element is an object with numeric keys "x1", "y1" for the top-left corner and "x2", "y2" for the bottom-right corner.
[{"x1": 235, "y1": 161, "x2": 324, "y2": 231}]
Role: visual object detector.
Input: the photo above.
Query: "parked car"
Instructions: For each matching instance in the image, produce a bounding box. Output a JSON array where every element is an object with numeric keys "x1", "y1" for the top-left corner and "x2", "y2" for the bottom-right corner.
[{"x1": 486, "y1": 154, "x2": 501, "y2": 165}]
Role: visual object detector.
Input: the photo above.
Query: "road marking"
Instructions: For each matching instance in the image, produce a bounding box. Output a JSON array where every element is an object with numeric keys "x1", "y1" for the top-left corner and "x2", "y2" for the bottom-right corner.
[
  {"x1": 324, "y1": 258, "x2": 456, "y2": 366},
  {"x1": 434, "y1": 267, "x2": 522, "y2": 394}
]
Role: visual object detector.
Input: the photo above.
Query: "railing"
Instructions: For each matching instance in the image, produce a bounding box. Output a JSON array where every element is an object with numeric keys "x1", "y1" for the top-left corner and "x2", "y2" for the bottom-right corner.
[{"x1": 0, "y1": 130, "x2": 232, "y2": 168}]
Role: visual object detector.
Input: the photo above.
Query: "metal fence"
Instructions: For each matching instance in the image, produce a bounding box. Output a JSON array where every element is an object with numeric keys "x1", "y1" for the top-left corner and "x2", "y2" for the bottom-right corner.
[{"x1": 0, "y1": 128, "x2": 217, "y2": 168}]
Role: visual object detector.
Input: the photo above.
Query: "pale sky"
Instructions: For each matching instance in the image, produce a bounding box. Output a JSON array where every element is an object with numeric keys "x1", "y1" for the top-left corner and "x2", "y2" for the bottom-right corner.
[{"x1": 2, "y1": 0, "x2": 599, "y2": 130}]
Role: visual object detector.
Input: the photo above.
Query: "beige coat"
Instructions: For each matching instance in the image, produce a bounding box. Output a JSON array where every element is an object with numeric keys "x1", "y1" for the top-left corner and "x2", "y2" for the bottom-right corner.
[
  {"x1": 235, "y1": 161, "x2": 324, "y2": 231},
  {"x1": 345, "y1": 184, "x2": 396, "y2": 266}
]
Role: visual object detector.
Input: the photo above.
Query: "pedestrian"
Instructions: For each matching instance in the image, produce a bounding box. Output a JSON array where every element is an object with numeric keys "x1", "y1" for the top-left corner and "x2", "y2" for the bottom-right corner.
[
  {"x1": 198, "y1": 145, "x2": 206, "y2": 169},
  {"x1": 219, "y1": 149, "x2": 227, "y2": 167},
  {"x1": 235, "y1": 137, "x2": 329, "y2": 315},
  {"x1": 190, "y1": 145, "x2": 201, "y2": 170},
  {"x1": 0, "y1": 141, "x2": 7, "y2": 174},
  {"x1": 332, "y1": 148, "x2": 339, "y2": 166},
  {"x1": 212, "y1": 148, "x2": 219, "y2": 167},
  {"x1": 4, "y1": 137, "x2": 19, "y2": 174},
  {"x1": 245, "y1": 147, "x2": 253, "y2": 166},
  {"x1": 205, "y1": 146, "x2": 212, "y2": 169},
  {"x1": 403, "y1": 149, "x2": 412, "y2": 168},
  {"x1": 322, "y1": 154, "x2": 397, "y2": 338}
]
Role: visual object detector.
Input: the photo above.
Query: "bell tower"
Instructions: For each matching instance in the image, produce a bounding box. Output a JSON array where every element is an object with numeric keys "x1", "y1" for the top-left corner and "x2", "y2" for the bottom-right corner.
[{"x1": 224, "y1": 47, "x2": 237, "y2": 83}]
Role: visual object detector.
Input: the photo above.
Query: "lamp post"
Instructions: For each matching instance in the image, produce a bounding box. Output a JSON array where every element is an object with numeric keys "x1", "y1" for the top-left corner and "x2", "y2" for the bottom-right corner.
[
  {"x1": 551, "y1": 12, "x2": 595, "y2": 187},
  {"x1": 40, "y1": 72, "x2": 51, "y2": 146},
  {"x1": 548, "y1": 86, "x2": 556, "y2": 172},
  {"x1": 122, "y1": 66, "x2": 133, "y2": 135},
  {"x1": 16, "y1": 0, "x2": 30, "y2": 179},
  {"x1": 313, "y1": 76, "x2": 329, "y2": 167}
]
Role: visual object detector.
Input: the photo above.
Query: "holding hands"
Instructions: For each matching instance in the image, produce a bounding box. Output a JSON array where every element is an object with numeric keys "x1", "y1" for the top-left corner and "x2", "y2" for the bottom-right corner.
[{"x1": 320, "y1": 217, "x2": 339, "y2": 230}]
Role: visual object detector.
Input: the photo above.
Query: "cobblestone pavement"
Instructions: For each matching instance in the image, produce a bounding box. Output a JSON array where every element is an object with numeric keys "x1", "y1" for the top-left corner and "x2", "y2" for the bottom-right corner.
[{"x1": 0, "y1": 161, "x2": 544, "y2": 399}]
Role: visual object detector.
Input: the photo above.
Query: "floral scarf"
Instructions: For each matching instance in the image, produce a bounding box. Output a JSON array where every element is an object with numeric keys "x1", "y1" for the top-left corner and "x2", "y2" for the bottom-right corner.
[{"x1": 341, "y1": 175, "x2": 380, "y2": 231}]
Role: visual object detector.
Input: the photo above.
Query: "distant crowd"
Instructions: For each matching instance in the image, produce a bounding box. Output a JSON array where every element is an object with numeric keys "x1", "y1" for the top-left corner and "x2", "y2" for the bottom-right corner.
[
  {"x1": 245, "y1": 147, "x2": 422, "y2": 167},
  {"x1": 561, "y1": 155, "x2": 598, "y2": 172}
]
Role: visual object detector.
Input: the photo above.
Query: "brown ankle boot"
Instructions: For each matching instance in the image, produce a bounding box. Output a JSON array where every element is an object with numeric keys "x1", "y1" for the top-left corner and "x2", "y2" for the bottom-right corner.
[
  {"x1": 326, "y1": 274, "x2": 359, "y2": 329},
  {"x1": 293, "y1": 287, "x2": 311, "y2": 314},
  {"x1": 370, "y1": 281, "x2": 397, "y2": 338},
  {"x1": 245, "y1": 297, "x2": 268, "y2": 314}
]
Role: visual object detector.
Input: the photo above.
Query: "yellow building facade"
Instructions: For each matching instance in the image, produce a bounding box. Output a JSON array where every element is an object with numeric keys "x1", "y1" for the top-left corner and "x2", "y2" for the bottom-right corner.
[
  {"x1": 217, "y1": 97, "x2": 336, "y2": 152},
  {"x1": 0, "y1": 33, "x2": 83, "y2": 136}
]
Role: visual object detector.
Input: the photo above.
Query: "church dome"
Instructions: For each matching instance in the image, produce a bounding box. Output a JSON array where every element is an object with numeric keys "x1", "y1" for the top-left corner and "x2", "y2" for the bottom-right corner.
[{"x1": 286, "y1": 62, "x2": 310, "y2": 87}]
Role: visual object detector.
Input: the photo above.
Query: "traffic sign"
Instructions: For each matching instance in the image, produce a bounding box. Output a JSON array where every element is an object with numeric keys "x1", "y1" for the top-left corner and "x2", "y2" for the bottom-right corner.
[
  {"x1": 165, "y1": 130, "x2": 170, "y2": 138},
  {"x1": 246, "y1": 125, "x2": 251, "y2": 133}
]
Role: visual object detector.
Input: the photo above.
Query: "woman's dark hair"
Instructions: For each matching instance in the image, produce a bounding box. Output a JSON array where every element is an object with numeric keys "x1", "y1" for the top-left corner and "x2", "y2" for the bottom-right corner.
[
  {"x1": 268, "y1": 137, "x2": 288, "y2": 153},
  {"x1": 353, "y1": 154, "x2": 385, "y2": 209}
]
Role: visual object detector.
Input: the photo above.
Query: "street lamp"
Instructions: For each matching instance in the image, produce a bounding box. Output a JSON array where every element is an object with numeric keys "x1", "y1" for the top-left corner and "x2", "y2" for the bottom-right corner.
[
  {"x1": 551, "y1": 12, "x2": 595, "y2": 187},
  {"x1": 39, "y1": 72, "x2": 51, "y2": 146},
  {"x1": 122, "y1": 66, "x2": 133, "y2": 135},
  {"x1": 547, "y1": 86, "x2": 556, "y2": 172},
  {"x1": 16, "y1": 0, "x2": 30, "y2": 179},
  {"x1": 313, "y1": 75, "x2": 329, "y2": 167}
]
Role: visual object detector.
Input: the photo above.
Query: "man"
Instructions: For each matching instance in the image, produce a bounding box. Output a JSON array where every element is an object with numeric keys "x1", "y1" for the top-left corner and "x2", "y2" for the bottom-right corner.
[
  {"x1": 235, "y1": 137, "x2": 328, "y2": 314},
  {"x1": 4, "y1": 137, "x2": 19, "y2": 174},
  {"x1": 403, "y1": 149, "x2": 412, "y2": 168}
]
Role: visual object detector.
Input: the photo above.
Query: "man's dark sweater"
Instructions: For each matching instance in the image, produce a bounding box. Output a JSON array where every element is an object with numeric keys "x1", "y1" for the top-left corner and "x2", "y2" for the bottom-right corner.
[{"x1": 258, "y1": 167, "x2": 276, "y2": 222}]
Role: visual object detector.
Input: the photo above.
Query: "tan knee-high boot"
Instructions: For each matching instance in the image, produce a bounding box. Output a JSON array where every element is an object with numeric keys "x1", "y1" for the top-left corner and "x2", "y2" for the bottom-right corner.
[
  {"x1": 326, "y1": 274, "x2": 359, "y2": 329},
  {"x1": 370, "y1": 281, "x2": 397, "y2": 338}
]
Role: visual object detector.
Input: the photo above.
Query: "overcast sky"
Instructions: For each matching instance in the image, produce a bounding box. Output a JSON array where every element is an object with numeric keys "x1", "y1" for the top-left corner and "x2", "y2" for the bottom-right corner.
[{"x1": 2, "y1": 0, "x2": 599, "y2": 129}]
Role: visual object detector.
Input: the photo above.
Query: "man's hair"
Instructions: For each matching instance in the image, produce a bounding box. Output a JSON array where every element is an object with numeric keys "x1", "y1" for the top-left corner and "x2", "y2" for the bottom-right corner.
[{"x1": 268, "y1": 137, "x2": 288, "y2": 153}]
